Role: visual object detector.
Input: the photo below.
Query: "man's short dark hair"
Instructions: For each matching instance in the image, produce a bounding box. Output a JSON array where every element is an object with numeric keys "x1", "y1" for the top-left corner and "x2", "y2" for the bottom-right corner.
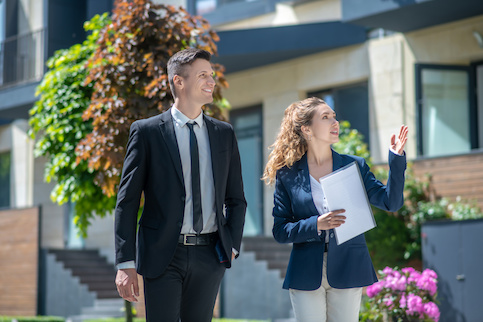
[{"x1": 167, "y1": 48, "x2": 212, "y2": 98}]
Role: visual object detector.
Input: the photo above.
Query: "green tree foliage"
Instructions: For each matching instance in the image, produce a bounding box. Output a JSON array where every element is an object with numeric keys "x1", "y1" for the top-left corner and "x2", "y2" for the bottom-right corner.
[
  {"x1": 29, "y1": 0, "x2": 228, "y2": 236},
  {"x1": 76, "y1": 0, "x2": 228, "y2": 198},
  {"x1": 332, "y1": 120, "x2": 371, "y2": 166},
  {"x1": 29, "y1": 13, "x2": 114, "y2": 233}
]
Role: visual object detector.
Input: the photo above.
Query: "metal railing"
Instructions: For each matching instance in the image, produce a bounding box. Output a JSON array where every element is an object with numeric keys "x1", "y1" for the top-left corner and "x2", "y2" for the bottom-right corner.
[{"x1": 0, "y1": 28, "x2": 45, "y2": 88}]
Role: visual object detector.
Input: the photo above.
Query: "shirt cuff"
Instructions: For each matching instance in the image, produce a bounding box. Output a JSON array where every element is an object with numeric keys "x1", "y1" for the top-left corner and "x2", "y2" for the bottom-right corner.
[
  {"x1": 232, "y1": 248, "x2": 239, "y2": 257},
  {"x1": 117, "y1": 260, "x2": 136, "y2": 270},
  {"x1": 389, "y1": 147, "x2": 404, "y2": 156}
]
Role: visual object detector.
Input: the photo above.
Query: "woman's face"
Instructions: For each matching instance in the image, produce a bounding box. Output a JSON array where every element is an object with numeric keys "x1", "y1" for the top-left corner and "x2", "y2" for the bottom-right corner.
[{"x1": 304, "y1": 103, "x2": 340, "y2": 147}]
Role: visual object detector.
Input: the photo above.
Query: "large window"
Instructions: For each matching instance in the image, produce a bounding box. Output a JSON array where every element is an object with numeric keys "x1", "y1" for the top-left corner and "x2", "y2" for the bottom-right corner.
[
  {"x1": 416, "y1": 64, "x2": 477, "y2": 157},
  {"x1": 309, "y1": 82, "x2": 370, "y2": 146},
  {"x1": 0, "y1": 151, "x2": 11, "y2": 209},
  {"x1": 230, "y1": 105, "x2": 263, "y2": 236}
]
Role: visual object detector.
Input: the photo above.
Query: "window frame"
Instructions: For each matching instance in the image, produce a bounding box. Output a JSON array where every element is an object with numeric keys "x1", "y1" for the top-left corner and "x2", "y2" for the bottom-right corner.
[
  {"x1": 415, "y1": 63, "x2": 477, "y2": 158},
  {"x1": 229, "y1": 104, "x2": 264, "y2": 236}
]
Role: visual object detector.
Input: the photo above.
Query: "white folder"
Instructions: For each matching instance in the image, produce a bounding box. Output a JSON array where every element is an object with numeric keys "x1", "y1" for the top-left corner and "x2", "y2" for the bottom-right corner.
[{"x1": 319, "y1": 161, "x2": 376, "y2": 245}]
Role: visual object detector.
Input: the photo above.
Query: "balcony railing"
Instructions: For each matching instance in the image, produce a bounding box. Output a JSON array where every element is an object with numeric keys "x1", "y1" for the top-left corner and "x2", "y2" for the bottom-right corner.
[{"x1": 0, "y1": 28, "x2": 45, "y2": 88}]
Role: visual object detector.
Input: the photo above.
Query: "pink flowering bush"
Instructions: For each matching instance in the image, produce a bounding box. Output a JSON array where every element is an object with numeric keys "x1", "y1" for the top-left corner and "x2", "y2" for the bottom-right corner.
[{"x1": 364, "y1": 267, "x2": 440, "y2": 322}]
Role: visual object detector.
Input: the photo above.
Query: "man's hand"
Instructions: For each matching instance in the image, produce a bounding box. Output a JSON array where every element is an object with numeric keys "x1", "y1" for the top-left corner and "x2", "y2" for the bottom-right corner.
[{"x1": 115, "y1": 268, "x2": 139, "y2": 302}]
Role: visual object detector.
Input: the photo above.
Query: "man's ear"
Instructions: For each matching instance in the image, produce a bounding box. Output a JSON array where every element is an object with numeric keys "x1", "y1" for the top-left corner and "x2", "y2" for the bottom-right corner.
[{"x1": 173, "y1": 75, "x2": 183, "y2": 88}]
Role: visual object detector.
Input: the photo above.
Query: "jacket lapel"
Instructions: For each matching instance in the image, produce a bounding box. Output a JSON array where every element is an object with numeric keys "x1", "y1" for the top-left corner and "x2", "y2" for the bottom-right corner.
[
  {"x1": 158, "y1": 110, "x2": 184, "y2": 184},
  {"x1": 296, "y1": 154, "x2": 319, "y2": 214}
]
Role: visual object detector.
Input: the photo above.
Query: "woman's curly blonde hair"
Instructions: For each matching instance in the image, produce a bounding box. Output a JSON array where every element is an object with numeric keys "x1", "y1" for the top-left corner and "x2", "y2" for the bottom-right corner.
[{"x1": 262, "y1": 97, "x2": 327, "y2": 185}]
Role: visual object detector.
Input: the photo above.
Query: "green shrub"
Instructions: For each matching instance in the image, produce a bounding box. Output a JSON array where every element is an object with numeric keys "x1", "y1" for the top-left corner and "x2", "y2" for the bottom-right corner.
[{"x1": 0, "y1": 317, "x2": 64, "y2": 322}]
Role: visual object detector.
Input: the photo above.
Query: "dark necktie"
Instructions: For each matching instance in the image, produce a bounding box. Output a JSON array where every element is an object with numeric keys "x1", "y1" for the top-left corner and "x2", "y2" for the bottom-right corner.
[{"x1": 186, "y1": 122, "x2": 203, "y2": 234}]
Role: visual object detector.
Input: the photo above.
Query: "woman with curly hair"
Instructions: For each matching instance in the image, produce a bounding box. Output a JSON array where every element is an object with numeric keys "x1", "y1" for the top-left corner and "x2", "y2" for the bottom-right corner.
[{"x1": 263, "y1": 97, "x2": 408, "y2": 322}]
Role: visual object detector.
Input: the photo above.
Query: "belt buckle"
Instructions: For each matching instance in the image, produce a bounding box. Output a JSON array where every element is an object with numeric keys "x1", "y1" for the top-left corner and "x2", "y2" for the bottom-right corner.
[{"x1": 183, "y1": 234, "x2": 197, "y2": 246}]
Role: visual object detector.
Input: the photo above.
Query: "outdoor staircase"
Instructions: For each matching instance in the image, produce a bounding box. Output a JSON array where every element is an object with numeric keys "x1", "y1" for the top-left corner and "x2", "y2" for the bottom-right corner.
[
  {"x1": 48, "y1": 249, "x2": 118, "y2": 299},
  {"x1": 242, "y1": 236, "x2": 292, "y2": 278}
]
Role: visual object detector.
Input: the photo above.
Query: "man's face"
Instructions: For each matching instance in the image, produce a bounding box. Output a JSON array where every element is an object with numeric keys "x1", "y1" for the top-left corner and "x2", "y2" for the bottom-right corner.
[{"x1": 177, "y1": 59, "x2": 216, "y2": 106}]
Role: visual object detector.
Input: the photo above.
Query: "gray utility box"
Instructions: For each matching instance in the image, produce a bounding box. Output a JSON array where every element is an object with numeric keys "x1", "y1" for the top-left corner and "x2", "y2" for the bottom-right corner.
[{"x1": 422, "y1": 219, "x2": 483, "y2": 322}]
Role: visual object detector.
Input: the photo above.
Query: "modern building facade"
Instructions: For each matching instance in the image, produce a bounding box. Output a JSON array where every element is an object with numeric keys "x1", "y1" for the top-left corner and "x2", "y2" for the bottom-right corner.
[
  {"x1": 206, "y1": 0, "x2": 483, "y2": 237},
  {"x1": 1, "y1": 0, "x2": 483, "y2": 319}
]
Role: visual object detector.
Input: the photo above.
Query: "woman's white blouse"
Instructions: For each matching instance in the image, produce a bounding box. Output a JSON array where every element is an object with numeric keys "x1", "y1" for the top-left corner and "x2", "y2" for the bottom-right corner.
[{"x1": 310, "y1": 175, "x2": 330, "y2": 243}]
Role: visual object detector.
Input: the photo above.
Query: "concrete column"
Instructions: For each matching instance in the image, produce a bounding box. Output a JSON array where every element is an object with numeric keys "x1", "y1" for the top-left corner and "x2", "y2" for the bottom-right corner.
[
  {"x1": 11, "y1": 119, "x2": 34, "y2": 208},
  {"x1": 262, "y1": 90, "x2": 304, "y2": 236}
]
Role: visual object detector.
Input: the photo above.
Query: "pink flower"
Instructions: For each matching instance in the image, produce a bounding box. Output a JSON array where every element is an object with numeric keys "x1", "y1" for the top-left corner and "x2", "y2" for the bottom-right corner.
[
  {"x1": 401, "y1": 267, "x2": 415, "y2": 274},
  {"x1": 382, "y1": 266, "x2": 394, "y2": 276},
  {"x1": 417, "y1": 270, "x2": 438, "y2": 296},
  {"x1": 399, "y1": 293, "x2": 407, "y2": 309},
  {"x1": 383, "y1": 294, "x2": 395, "y2": 309},
  {"x1": 423, "y1": 301, "x2": 440, "y2": 322},
  {"x1": 385, "y1": 273, "x2": 406, "y2": 291},
  {"x1": 406, "y1": 294, "x2": 424, "y2": 316},
  {"x1": 366, "y1": 281, "x2": 384, "y2": 298},
  {"x1": 408, "y1": 270, "x2": 421, "y2": 283},
  {"x1": 422, "y1": 269, "x2": 438, "y2": 279},
  {"x1": 368, "y1": 267, "x2": 439, "y2": 322}
]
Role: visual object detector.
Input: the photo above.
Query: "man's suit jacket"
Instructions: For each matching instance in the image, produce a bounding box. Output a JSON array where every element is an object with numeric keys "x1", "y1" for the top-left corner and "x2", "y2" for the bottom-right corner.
[
  {"x1": 272, "y1": 149, "x2": 406, "y2": 290},
  {"x1": 114, "y1": 109, "x2": 247, "y2": 279}
]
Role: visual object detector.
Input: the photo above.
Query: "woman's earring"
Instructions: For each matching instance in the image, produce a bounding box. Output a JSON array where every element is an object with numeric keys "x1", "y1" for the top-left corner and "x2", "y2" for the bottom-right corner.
[{"x1": 307, "y1": 135, "x2": 312, "y2": 141}]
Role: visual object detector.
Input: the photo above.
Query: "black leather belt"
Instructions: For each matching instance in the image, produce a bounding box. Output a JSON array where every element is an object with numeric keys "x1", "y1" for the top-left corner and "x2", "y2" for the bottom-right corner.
[
  {"x1": 324, "y1": 243, "x2": 328, "y2": 252},
  {"x1": 178, "y1": 233, "x2": 218, "y2": 246}
]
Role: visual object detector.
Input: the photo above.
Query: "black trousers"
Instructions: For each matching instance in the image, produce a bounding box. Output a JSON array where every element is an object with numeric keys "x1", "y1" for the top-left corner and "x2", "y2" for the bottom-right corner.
[{"x1": 143, "y1": 243, "x2": 226, "y2": 322}]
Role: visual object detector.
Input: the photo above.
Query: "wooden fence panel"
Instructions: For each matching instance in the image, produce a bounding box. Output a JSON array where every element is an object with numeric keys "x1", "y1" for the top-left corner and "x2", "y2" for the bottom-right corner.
[
  {"x1": 412, "y1": 152, "x2": 483, "y2": 210},
  {"x1": 0, "y1": 207, "x2": 39, "y2": 316}
]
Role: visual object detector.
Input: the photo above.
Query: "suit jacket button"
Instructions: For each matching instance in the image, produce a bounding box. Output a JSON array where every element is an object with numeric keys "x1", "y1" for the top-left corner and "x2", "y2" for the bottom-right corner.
[
  {"x1": 181, "y1": 196, "x2": 186, "y2": 202},
  {"x1": 177, "y1": 222, "x2": 182, "y2": 227},
  {"x1": 330, "y1": 233, "x2": 334, "y2": 238}
]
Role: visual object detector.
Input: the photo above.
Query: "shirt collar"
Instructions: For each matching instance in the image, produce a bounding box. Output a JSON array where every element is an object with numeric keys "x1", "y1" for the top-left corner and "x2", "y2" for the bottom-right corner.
[{"x1": 171, "y1": 106, "x2": 204, "y2": 128}]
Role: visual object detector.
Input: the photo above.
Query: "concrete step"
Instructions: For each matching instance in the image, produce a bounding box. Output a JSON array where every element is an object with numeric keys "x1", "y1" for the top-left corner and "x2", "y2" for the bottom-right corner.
[
  {"x1": 49, "y1": 248, "x2": 119, "y2": 299},
  {"x1": 73, "y1": 299, "x2": 125, "y2": 320},
  {"x1": 242, "y1": 236, "x2": 292, "y2": 278}
]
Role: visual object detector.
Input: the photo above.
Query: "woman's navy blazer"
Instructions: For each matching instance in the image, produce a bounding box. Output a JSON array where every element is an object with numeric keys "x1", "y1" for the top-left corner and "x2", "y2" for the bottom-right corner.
[{"x1": 272, "y1": 149, "x2": 406, "y2": 290}]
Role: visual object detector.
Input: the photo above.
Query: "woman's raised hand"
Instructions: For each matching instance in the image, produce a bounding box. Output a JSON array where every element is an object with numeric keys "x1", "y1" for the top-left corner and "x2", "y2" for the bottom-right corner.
[{"x1": 390, "y1": 125, "x2": 408, "y2": 155}]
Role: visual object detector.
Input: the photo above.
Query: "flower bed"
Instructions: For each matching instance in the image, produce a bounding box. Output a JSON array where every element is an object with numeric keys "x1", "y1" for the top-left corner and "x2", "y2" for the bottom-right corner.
[{"x1": 364, "y1": 267, "x2": 440, "y2": 322}]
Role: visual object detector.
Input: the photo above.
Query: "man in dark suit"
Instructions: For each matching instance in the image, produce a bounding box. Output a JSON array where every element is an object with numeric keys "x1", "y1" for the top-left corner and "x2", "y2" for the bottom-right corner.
[{"x1": 114, "y1": 48, "x2": 247, "y2": 321}]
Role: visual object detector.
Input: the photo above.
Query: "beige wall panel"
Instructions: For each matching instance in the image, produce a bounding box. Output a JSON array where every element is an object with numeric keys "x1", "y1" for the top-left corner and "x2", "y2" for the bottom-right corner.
[
  {"x1": 226, "y1": 45, "x2": 369, "y2": 108},
  {"x1": 217, "y1": 0, "x2": 341, "y2": 30},
  {"x1": 368, "y1": 36, "x2": 406, "y2": 163},
  {"x1": 39, "y1": 203, "x2": 64, "y2": 248},
  {"x1": 85, "y1": 214, "x2": 116, "y2": 264},
  {"x1": 152, "y1": 0, "x2": 185, "y2": 7},
  {"x1": 262, "y1": 91, "x2": 304, "y2": 235},
  {"x1": 296, "y1": 45, "x2": 369, "y2": 92},
  {"x1": 405, "y1": 15, "x2": 483, "y2": 64},
  {"x1": 225, "y1": 64, "x2": 299, "y2": 107},
  {"x1": 0, "y1": 125, "x2": 11, "y2": 152},
  {"x1": 33, "y1": 155, "x2": 65, "y2": 248}
]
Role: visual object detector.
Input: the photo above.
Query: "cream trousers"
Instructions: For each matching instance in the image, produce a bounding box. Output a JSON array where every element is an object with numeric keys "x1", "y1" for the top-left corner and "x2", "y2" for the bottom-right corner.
[{"x1": 289, "y1": 253, "x2": 362, "y2": 322}]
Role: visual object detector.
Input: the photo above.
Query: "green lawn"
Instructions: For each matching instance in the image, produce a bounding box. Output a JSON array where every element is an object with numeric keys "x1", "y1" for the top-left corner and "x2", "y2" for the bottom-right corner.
[
  {"x1": 84, "y1": 319, "x2": 268, "y2": 322},
  {"x1": 0, "y1": 317, "x2": 269, "y2": 322}
]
